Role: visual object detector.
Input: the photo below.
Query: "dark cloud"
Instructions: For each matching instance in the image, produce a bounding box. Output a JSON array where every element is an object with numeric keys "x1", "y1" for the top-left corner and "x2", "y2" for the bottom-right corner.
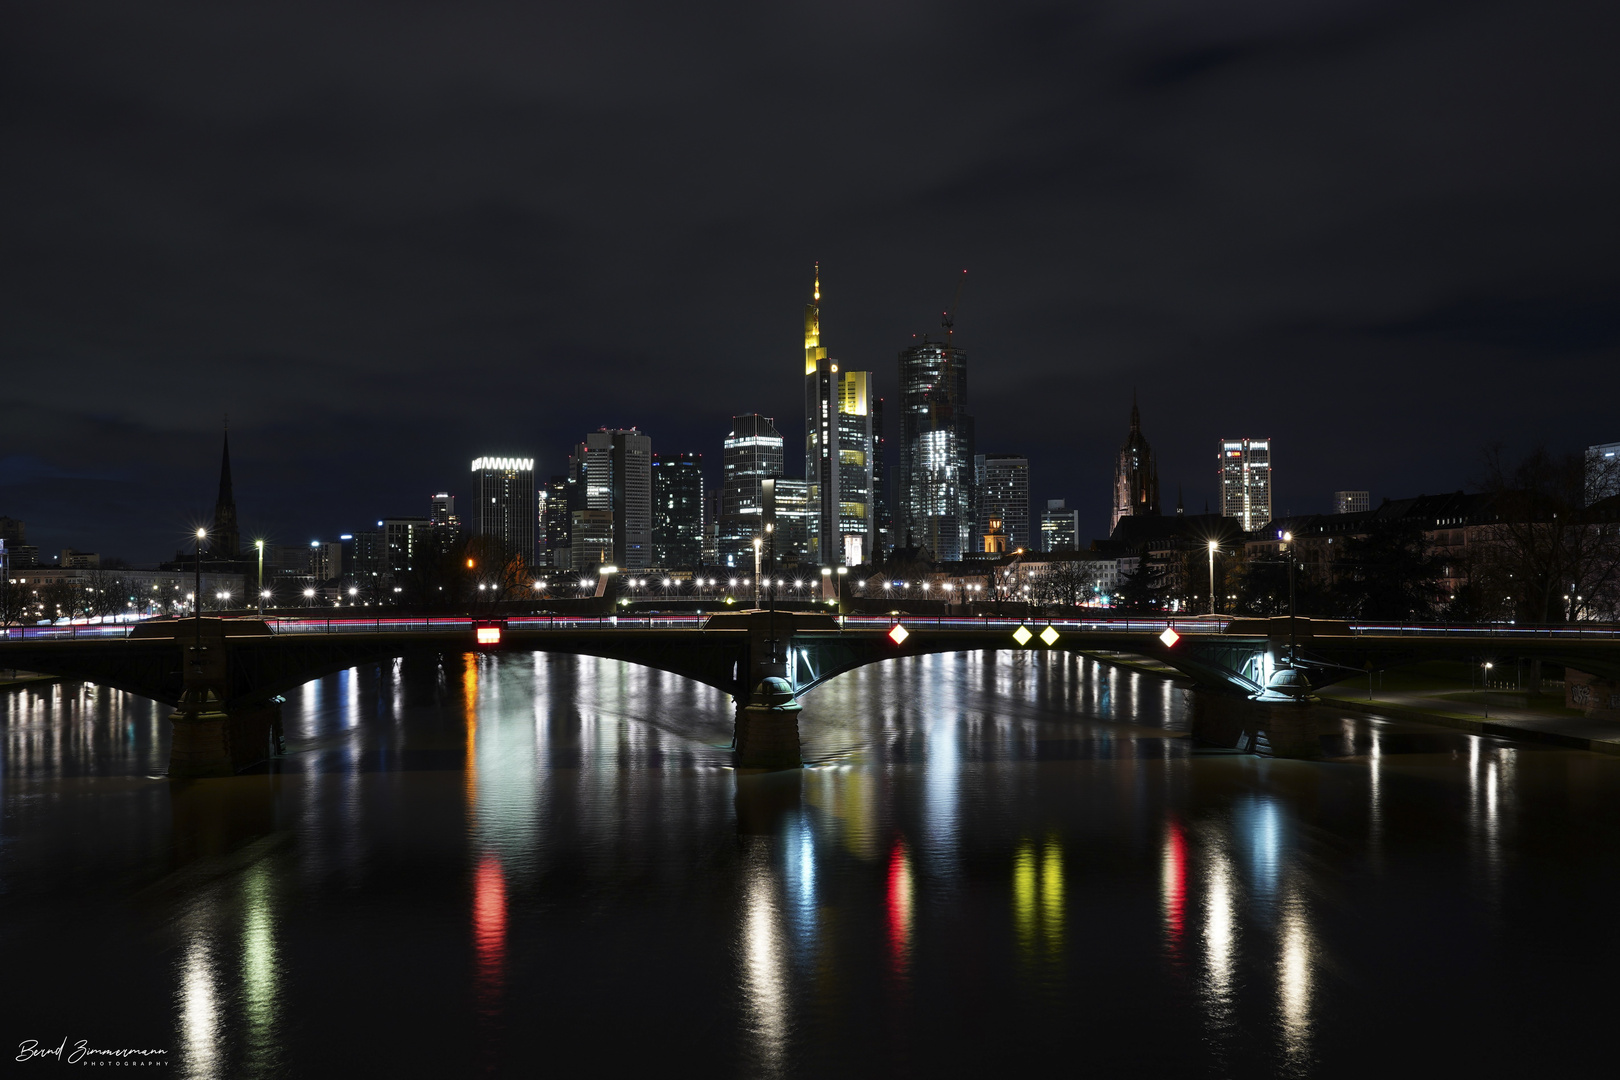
[{"x1": 2, "y1": 0, "x2": 1617, "y2": 561}]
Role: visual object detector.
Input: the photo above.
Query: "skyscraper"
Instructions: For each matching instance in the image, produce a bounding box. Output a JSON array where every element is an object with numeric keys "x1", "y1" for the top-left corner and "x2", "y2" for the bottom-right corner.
[
  {"x1": 1040, "y1": 499, "x2": 1079, "y2": 552},
  {"x1": 720, "y1": 414, "x2": 784, "y2": 567},
  {"x1": 871, "y1": 395, "x2": 891, "y2": 563},
  {"x1": 974, "y1": 454, "x2": 1031, "y2": 553},
  {"x1": 472, "y1": 456, "x2": 536, "y2": 564},
  {"x1": 581, "y1": 429, "x2": 653, "y2": 569},
  {"x1": 801, "y1": 266, "x2": 876, "y2": 565},
  {"x1": 897, "y1": 338, "x2": 974, "y2": 561},
  {"x1": 1220, "y1": 438, "x2": 1272, "y2": 531},
  {"x1": 1112, "y1": 397, "x2": 1159, "y2": 533},
  {"x1": 652, "y1": 452, "x2": 704, "y2": 567},
  {"x1": 211, "y1": 428, "x2": 241, "y2": 558}
]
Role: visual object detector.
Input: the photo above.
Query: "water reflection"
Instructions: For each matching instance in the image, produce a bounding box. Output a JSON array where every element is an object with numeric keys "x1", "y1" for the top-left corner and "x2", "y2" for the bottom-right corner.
[
  {"x1": 1161, "y1": 818, "x2": 1188, "y2": 968},
  {"x1": 1013, "y1": 836, "x2": 1065, "y2": 981},
  {"x1": 1277, "y1": 880, "x2": 1314, "y2": 1072},
  {"x1": 739, "y1": 838, "x2": 790, "y2": 1077},
  {"x1": 886, "y1": 838, "x2": 914, "y2": 981},
  {"x1": 9, "y1": 649, "x2": 1620, "y2": 1076},
  {"x1": 177, "y1": 909, "x2": 220, "y2": 1080},
  {"x1": 240, "y1": 863, "x2": 279, "y2": 1075}
]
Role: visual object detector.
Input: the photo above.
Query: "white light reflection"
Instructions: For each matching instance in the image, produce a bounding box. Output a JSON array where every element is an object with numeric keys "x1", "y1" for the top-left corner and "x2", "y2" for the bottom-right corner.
[
  {"x1": 1201, "y1": 841, "x2": 1238, "y2": 1037},
  {"x1": 177, "y1": 913, "x2": 221, "y2": 1080},
  {"x1": 739, "y1": 839, "x2": 790, "y2": 1077},
  {"x1": 1277, "y1": 882, "x2": 1315, "y2": 1070}
]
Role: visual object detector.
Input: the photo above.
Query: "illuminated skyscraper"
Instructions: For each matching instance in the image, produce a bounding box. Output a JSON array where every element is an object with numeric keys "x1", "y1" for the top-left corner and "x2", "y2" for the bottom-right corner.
[
  {"x1": 802, "y1": 266, "x2": 876, "y2": 565},
  {"x1": 1112, "y1": 397, "x2": 1159, "y2": 533},
  {"x1": 897, "y1": 338, "x2": 974, "y2": 560},
  {"x1": 652, "y1": 452, "x2": 704, "y2": 567},
  {"x1": 1041, "y1": 499, "x2": 1079, "y2": 552},
  {"x1": 581, "y1": 428, "x2": 653, "y2": 569},
  {"x1": 974, "y1": 454, "x2": 1030, "y2": 553},
  {"x1": 1220, "y1": 438, "x2": 1272, "y2": 531},
  {"x1": 472, "y1": 456, "x2": 536, "y2": 564},
  {"x1": 720, "y1": 414, "x2": 784, "y2": 567}
]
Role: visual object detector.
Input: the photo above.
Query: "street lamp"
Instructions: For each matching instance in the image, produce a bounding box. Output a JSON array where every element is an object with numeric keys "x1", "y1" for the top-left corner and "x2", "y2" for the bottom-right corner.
[
  {"x1": 193, "y1": 527, "x2": 206, "y2": 631},
  {"x1": 1207, "y1": 539, "x2": 1219, "y2": 616},
  {"x1": 254, "y1": 539, "x2": 264, "y2": 617},
  {"x1": 1483, "y1": 661, "x2": 1494, "y2": 718}
]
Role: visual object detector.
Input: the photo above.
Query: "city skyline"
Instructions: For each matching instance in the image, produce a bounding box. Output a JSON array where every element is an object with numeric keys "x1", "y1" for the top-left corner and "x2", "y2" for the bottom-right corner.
[{"x1": 3, "y1": 4, "x2": 1616, "y2": 564}]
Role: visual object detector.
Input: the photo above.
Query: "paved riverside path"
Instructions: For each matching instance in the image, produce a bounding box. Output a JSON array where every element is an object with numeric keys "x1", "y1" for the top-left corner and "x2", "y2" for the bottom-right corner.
[{"x1": 1316, "y1": 685, "x2": 1620, "y2": 755}]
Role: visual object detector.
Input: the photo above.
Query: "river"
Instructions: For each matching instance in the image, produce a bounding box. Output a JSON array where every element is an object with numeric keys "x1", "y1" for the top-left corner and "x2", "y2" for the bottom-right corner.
[{"x1": 2, "y1": 650, "x2": 1616, "y2": 1077}]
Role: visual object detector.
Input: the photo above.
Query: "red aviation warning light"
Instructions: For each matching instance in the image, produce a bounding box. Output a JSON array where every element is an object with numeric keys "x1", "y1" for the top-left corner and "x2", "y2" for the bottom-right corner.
[{"x1": 1159, "y1": 626, "x2": 1181, "y2": 648}]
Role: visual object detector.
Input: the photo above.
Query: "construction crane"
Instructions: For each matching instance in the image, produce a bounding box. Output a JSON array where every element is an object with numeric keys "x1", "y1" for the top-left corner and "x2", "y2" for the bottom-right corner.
[{"x1": 941, "y1": 269, "x2": 967, "y2": 344}]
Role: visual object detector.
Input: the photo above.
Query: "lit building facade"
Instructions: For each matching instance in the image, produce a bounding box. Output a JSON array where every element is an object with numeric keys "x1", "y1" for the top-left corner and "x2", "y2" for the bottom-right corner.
[
  {"x1": 1220, "y1": 438, "x2": 1272, "y2": 531},
  {"x1": 897, "y1": 339, "x2": 974, "y2": 560},
  {"x1": 719, "y1": 414, "x2": 784, "y2": 567},
  {"x1": 974, "y1": 454, "x2": 1030, "y2": 553},
  {"x1": 802, "y1": 266, "x2": 875, "y2": 565},
  {"x1": 1589, "y1": 442, "x2": 1620, "y2": 504},
  {"x1": 472, "y1": 456, "x2": 536, "y2": 564},
  {"x1": 1334, "y1": 490, "x2": 1371, "y2": 515},
  {"x1": 1041, "y1": 499, "x2": 1079, "y2": 552},
  {"x1": 652, "y1": 451, "x2": 704, "y2": 567},
  {"x1": 580, "y1": 429, "x2": 653, "y2": 569},
  {"x1": 1112, "y1": 398, "x2": 1159, "y2": 533}
]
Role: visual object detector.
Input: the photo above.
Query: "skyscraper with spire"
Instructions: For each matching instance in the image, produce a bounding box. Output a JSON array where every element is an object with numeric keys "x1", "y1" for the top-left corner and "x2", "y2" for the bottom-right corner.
[
  {"x1": 1112, "y1": 395, "x2": 1159, "y2": 534},
  {"x1": 802, "y1": 266, "x2": 875, "y2": 565},
  {"x1": 211, "y1": 427, "x2": 241, "y2": 558}
]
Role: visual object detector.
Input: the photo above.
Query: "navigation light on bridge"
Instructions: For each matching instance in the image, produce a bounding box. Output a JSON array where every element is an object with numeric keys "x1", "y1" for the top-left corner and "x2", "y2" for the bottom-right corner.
[
  {"x1": 476, "y1": 626, "x2": 502, "y2": 646},
  {"x1": 1040, "y1": 626, "x2": 1060, "y2": 646},
  {"x1": 888, "y1": 624, "x2": 909, "y2": 645},
  {"x1": 1160, "y1": 627, "x2": 1181, "y2": 648},
  {"x1": 1013, "y1": 626, "x2": 1033, "y2": 646}
]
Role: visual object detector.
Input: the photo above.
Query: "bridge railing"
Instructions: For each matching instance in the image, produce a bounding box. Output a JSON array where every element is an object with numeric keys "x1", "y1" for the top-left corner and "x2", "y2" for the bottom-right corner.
[{"x1": 6, "y1": 614, "x2": 1620, "y2": 641}]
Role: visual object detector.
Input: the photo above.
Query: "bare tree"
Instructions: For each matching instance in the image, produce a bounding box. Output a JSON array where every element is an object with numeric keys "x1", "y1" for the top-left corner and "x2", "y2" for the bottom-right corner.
[{"x1": 1476, "y1": 445, "x2": 1620, "y2": 624}]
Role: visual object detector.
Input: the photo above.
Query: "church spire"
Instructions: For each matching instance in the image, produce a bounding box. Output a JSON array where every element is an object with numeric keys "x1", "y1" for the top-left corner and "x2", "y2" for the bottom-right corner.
[
  {"x1": 211, "y1": 424, "x2": 241, "y2": 558},
  {"x1": 1130, "y1": 390, "x2": 1141, "y2": 434}
]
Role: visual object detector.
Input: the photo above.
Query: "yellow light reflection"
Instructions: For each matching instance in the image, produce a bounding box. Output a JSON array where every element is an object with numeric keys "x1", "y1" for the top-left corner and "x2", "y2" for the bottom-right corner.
[
  {"x1": 1012, "y1": 837, "x2": 1065, "y2": 973},
  {"x1": 463, "y1": 657, "x2": 479, "y2": 820}
]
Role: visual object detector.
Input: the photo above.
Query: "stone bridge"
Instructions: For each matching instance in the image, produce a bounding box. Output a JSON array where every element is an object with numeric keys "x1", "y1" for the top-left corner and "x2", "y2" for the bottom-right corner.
[{"x1": 4, "y1": 612, "x2": 1619, "y2": 773}]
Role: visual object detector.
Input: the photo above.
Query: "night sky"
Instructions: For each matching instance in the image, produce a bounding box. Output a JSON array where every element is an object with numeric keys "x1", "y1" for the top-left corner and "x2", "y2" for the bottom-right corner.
[{"x1": 3, "y1": 1, "x2": 1617, "y2": 565}]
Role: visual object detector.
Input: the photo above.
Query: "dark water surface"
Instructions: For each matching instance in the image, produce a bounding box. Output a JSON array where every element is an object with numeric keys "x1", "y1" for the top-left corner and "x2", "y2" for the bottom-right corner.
[{"x1": 3, "y1": 651, "x2": 1618, "y2": 1077}]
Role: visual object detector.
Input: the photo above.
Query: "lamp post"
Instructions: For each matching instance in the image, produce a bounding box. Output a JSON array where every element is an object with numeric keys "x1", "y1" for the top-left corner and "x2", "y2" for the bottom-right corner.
[
  {"x1": 194, "y1": 528, "x2": 206, "y2": 622},
  {"x1": 1482, "y1": 661, "x2": 1493, "y2": 718},
  {"x1": 765, "y1": 523, "x2": 777, "y2": 664},
  {"x1": 837, "y1": 564, "x2": 848, "y2": 613},
  {"x1": 1282, "y1": 531, "x2": 1297, "y2": 665},
  {"x1": 753, "y1": 536, "x2": 763, "y2": 609},
  {"x1": 254, "y1": 539, "x2": 264, "y2": 617},
  {"x1": 1207, "y1": 539, "x2": 1219, "y2": 616}
]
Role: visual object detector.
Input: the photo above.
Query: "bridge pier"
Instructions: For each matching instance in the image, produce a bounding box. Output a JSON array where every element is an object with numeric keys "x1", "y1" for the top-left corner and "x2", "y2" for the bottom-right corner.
[
  {"x1": 167, "y1": 619, "x2": 283, "y2": 778},
  {"x1": 1189, "y1": 689, "x2": 1338, "y2": 759},
  {"x1": 703, "y1": 610, "x2": 839, "y2": 770}
]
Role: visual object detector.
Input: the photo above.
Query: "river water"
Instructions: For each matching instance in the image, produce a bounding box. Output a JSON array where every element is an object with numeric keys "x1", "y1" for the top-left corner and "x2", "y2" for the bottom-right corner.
[{"x1": 1, "y1": 650, "x2": 1616, "y2": 1077}]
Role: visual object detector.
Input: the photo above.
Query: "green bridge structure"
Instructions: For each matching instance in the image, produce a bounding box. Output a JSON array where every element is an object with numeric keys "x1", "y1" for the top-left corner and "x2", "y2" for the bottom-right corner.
[{"x1": 3, "y1": 611, "x2": 1619, "y2": 773}]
